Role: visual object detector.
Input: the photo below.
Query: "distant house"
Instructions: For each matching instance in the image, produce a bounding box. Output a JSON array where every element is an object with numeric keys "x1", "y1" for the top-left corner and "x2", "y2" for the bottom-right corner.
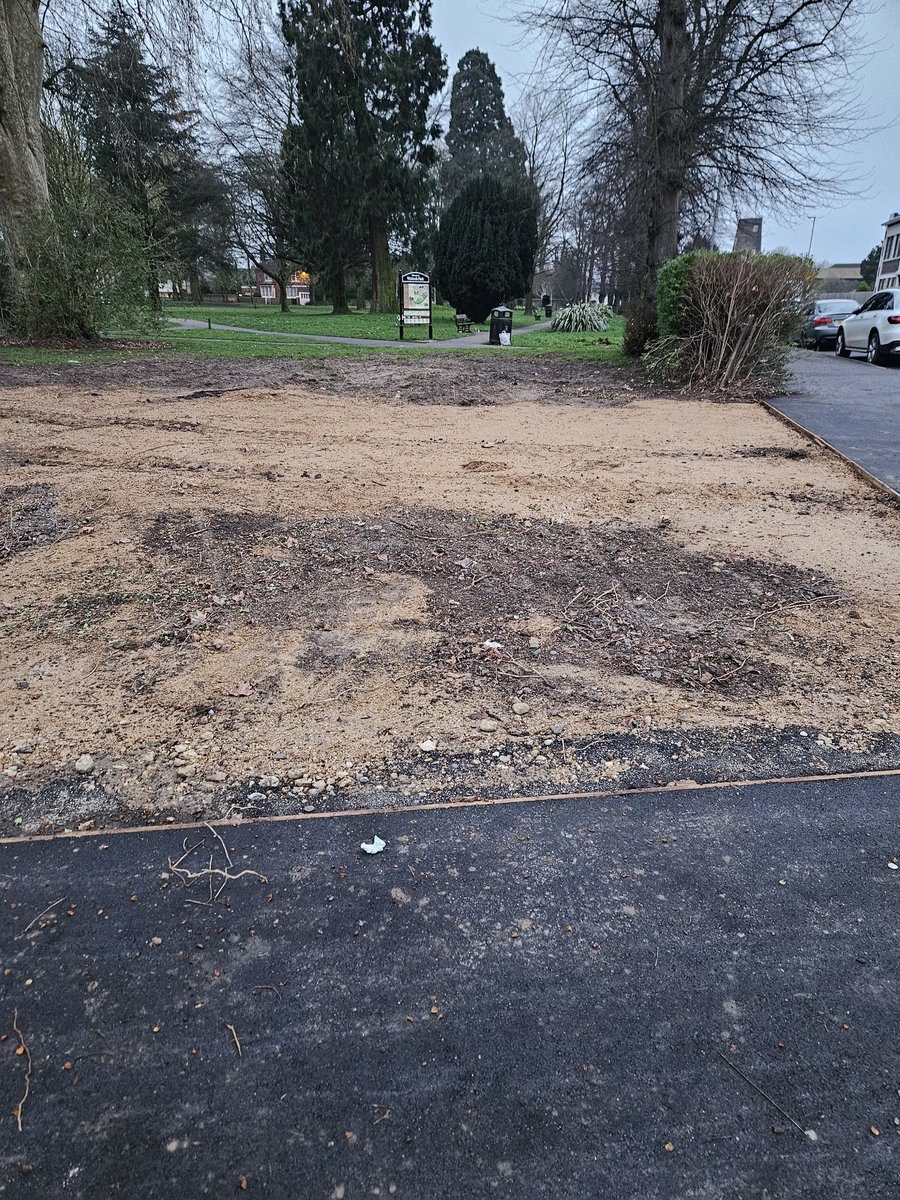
[
  {"x1": 254, "y1": 263, "x2": 311, "y2": 305},
  {"x1": 158, "y1": 279, "x2": 189, "y2": 300},
  {"x1": 875, "y1": 213, "x2": 900, "y2": 290},
  {"x1": 815, "y1": 262, "x2": 863, "y2": 292}
]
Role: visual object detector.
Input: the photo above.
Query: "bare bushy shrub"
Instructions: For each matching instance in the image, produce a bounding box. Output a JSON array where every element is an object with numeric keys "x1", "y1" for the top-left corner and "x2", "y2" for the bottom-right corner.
[
  {"x1": 646, "y1": 252, "x2": 812, "y2": 394},
  {"x1": 4, "y1": 119, "x2": 155, "y2": 340}
]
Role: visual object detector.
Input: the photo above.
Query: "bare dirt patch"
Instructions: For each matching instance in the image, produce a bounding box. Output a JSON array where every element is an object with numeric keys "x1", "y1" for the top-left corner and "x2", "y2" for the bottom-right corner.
[
  {"x1": 2, "y1": 484, "x2": 73, "y2": 560},
  {"x1": 2, "y1": 356, "x2": 900, "y2": 830},
  {"x1": 0, "y1": 351, "x2": 643, "y2": 408}
]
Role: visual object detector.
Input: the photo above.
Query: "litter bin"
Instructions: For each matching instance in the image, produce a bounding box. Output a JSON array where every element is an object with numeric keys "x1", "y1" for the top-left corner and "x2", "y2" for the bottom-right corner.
[{"x1": 489, "y1": 305, "x2": 513, "y2": 346}]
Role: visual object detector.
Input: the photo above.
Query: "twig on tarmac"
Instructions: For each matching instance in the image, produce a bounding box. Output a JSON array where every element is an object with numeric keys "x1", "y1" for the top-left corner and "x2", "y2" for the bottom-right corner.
[
  {"x1": 171, "y1": 838, "x2": 207, "y2": 870},
  {"x1": 168, "y1": 830, "x2": 265, "y2": 904},
  {"x1": 717, "y1": 1051, "x2": 808, "y2": 1136},
  {"x1": 21, "y1": 897, "x2": 66, "y2": 936},
  {"x1": 252, "y1": 985, "x2": 283, "y2": 1002},
  {"x1": 206, "y1": 823, "x2": 233, "y2": 868},
  {"x1": 226, "y1": 1023, "x2": 242, "y2": 1058},
  {"x1": 12, "y1": 1010, "x2": 32, "y2": 1133}
]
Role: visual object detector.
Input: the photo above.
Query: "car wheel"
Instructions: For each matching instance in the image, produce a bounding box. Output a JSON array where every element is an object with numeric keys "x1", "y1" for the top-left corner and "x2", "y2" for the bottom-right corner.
[
  {"x1": 867, "y1": 331, "x2": 885, "y2": 366},
  {"x1": 835, "y1": 330, "x2": 850, "y2": 358}
]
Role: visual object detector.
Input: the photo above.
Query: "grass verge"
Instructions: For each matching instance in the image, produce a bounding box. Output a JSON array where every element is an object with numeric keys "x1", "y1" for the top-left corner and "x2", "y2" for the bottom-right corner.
[{"x1": 0, "y1": 315, "x2": 626, "y2": 366}]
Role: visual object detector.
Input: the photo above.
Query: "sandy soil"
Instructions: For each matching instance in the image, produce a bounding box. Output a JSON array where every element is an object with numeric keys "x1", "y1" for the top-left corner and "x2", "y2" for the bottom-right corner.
[{"x1": 2, "y1": 356, "x2": 900, "y2": 826}]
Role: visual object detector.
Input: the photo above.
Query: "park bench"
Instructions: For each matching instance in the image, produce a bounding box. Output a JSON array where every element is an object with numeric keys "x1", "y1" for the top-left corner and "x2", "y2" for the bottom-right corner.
[{"x1": 454, "y1": 313, "x2": 473, "y2": 334}]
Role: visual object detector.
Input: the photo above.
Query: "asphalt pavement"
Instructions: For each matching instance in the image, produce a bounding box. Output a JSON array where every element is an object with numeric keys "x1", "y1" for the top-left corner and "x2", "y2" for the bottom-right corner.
[
  {"x1": 2, "y1": 775, "x2": 898, "y2": 1197},
  {"x1": 771, "y1": 351, "x2": 900, "y2": 493}
]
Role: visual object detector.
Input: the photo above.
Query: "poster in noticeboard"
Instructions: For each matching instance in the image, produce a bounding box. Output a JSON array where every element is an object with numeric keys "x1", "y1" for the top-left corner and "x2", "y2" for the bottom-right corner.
[{"x1": 398, "y1": 270, "x2": 432, "y2": 337}]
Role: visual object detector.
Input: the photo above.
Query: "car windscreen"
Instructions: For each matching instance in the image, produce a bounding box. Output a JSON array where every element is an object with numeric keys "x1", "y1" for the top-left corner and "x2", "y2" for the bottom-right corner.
[{"x1": 816, "y1": 300, "x2": 857, "y2": 314}]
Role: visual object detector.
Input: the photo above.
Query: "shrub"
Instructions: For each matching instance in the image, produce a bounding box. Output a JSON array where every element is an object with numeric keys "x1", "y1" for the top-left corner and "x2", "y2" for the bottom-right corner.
[
  {"x1": 550, "y1": 300, "x2": 614, "y2": 333},
  {"x1": 623, "y1": 300, "x2": 657, "y2": 358},
  {"x1": 433, "y1": 176, "x2": 538, "y2": 323},
  {"x1": 656, "y1": 251, "x2": 705, "y2": 337},
  {"x1": 645, "y1": 250, "x2": 811, "y2": 393},
  {"x1": 855, "y1": 280, "x2": 871, "y2": 292},
  {"x1": 5, "y1": 120, "x2": 155, "y2": 340}
]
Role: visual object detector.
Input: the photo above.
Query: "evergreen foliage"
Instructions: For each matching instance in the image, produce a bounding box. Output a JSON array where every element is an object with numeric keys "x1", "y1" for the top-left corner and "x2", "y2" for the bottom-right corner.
[
  {"x1": 860, "y1": 244, "x2": 881, "y2": 288},
  {"x1": 434, "y1": 175, "x2": 538, "y2": 322},
  {"x1": 281, "y1": 0, "x2": 445, "y2": 312},
  {"x1": 64, "y1": 8, "x2": 229, "y2": 306},
  {"x1": 442, "y1": 50, "x2": 527, "y2": 204}
]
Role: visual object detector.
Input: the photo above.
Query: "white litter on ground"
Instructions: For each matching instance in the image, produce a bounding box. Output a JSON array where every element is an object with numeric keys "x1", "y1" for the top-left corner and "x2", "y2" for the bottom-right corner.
[{"x1": 360, "y1": 835, "x2": 386, "y2": 855}]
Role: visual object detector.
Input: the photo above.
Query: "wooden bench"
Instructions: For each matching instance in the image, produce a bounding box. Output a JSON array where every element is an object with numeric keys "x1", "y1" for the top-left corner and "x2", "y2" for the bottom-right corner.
[{"x1": 455, "y1": 314, "x2": 473, "y2": 334}]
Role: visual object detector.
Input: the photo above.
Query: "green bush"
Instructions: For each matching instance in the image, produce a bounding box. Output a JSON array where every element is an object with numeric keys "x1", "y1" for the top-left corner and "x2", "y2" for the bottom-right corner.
[
  {"x1": 550, "y1": 300, "x2": 614, "y2": 333},
  {"x1": 5, "y1": 121, "x2": 156, "y2": 340},
  {"x1": 855, "y1": 280, "x2": 871, "y2": 292},
  {"x1": 646, "y1": 250, "x2": 812, "y2": 392},
  {"x1": 656, "y1": 250, "x2": 705, "y2": 338}
]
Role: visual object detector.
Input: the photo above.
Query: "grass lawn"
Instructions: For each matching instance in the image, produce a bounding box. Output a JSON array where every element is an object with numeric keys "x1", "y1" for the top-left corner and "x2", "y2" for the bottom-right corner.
[
  {"x1": 0, "y1": 314, "x2": 626, "y2": 366},
  {"x1": 164, "y1": 302, "x2": 473, "y2": 340}
]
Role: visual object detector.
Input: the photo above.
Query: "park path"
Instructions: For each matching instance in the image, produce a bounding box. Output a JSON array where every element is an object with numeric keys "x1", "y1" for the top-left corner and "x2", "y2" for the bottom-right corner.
[
  {"x1": 2, "y1": 773, "x2": 896, "y2": 1197},
  {"x1": 167, "y1": 315, "x2": 552, "y2": 348},
  {"x1": 767, "y1": 350, "x2": 900, "y2": 497}
]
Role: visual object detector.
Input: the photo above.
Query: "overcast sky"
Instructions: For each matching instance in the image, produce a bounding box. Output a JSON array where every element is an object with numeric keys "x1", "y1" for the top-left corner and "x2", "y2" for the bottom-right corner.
[{"x1": 431, "y1": 0, "x2": 900, "y2": 266}]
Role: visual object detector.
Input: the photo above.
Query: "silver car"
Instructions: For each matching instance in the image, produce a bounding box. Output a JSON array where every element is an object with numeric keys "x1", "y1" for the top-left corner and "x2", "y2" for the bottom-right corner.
[{"x1": 797, "y1": 299, "x2": 860, "y2": 349}]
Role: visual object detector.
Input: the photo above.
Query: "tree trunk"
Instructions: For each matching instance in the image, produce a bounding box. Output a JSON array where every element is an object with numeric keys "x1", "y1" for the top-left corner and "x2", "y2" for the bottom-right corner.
[
  {"x1": 0, "y1": 0, "x2": 48, "y2": 269},
  {"x1": 644, "y1": 0, "x2": 690, "y2": 302},
  {"x1": 355, "y1": 272, "x2": 366, "y2": 310},
  {"x1": 148, "y1": 264, "x2": 161, "y2": 311},
  {"x1": 190, "y1": 265, "x2": 202, "y2": 305},
  {"x1": 279, "y1": 263, "x2": 290, "y2": 312},
  {"x1": 368, "y1": 214, "x2": 397, "y2": 313},
  {"x1": 330, "y1": 265, "x2": 349, "y2": 315}
]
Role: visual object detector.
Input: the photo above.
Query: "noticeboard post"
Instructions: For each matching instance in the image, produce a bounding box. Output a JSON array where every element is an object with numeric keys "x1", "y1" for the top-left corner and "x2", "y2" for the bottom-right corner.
[{"x1": 398, "y1": 270, "x2": 432, "y2": 340}]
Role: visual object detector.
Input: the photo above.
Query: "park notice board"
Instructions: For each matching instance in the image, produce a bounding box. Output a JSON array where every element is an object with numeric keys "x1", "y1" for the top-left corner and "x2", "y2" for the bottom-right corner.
[{"x1": 398, "y1": 270, "x2": 432, "y2": 338}]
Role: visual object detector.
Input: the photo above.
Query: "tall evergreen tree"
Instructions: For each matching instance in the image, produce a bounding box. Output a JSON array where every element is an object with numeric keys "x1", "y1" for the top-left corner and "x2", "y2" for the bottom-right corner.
[
  {"x1": 860, "y1": 243, "x2": 882, "y2": 288},
  {"x1": 280, "y1": 0, "x2": 445, "y2": 313},
  {"x1": 434, "y1": 175, "x2": 538, "y2": 322},
  {"x1": 172, "y1": 158, "x2": 232, "y2": 304},
  {"x1": 64, "y1": 8, "x2": 199, "y2": 308},
  {"x1": 442, "y1": 50, "x2": 527, "y2": 205}
]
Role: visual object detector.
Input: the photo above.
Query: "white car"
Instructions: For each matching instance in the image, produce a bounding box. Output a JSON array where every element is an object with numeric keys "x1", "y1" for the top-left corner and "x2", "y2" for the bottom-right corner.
[{"x1": 834, "y1": 288, "x2": 900, "y2": 365}]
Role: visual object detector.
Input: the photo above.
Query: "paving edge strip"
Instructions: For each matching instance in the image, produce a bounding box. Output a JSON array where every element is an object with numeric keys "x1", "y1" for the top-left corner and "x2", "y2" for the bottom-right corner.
[
  {"x1": 761, "y1": 399, "x2": 900, "y2": 504},
  {"x1": 2, "y1": 765, "x2": 900, "y2": 846}
]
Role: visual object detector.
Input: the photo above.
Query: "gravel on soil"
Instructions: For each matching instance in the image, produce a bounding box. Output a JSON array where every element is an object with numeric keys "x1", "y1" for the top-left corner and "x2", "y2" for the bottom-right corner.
[{"x1": 3, "y1": 355, "x2": 900, "y2": 831}]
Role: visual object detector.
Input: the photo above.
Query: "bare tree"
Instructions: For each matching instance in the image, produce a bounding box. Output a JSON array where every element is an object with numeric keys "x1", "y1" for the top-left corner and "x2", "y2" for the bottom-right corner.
[
  {"x1": 0, "y1": 0, "x2": 49, "y2": 257},
  {"x1": 0, "y1": 0, "x2": 256, "y2": 281},
  {"x1": 513, "y1": 90, "x2": 578, "y2": 308},
  {"x1": 210, "y1": 21, "x2": 301, "y2": 312},
  {"x1": 528, "y1": 0, "x2": 867, "y2": 312}
]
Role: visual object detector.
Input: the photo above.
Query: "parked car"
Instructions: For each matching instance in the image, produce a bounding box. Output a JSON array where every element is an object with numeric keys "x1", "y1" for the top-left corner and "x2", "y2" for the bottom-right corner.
[
  {"x1": 796, "y1": 299, "x2": 860, "y2": 349},
  {"x1": 834, "y1": 288, "x2": 900, "y2": 365}
]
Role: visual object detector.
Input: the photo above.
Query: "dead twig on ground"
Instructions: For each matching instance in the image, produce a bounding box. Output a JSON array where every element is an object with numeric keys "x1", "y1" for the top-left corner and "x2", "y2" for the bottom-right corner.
[
  {"x1": 21, "y1": 897, "x2": 65, "y2": 936},
  {"x1": 226, "y1": 1023, "x2": 242, "y2": 1058},
  {"x1": 12, "y1": 1010, "x2": 32, "y2": 1133},
  {"x1": 713, "y1": 658, "x2": 748, "y2": 683},
  {"x1": 171, "y1": 837, "x2": 207, "y2": 870},
  {"x1": 167, "y1": 829, "x2": 266, "y2": 903},
  {"x1": 251, "y1": 985, "x2": 283, "y2": 1001},
  {"x1": 206, "y1": 823, "x2": 233, "y2": 867},
  {"x1": 717, "y1": 1051, "x2": 808, "y2": 1136}
]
